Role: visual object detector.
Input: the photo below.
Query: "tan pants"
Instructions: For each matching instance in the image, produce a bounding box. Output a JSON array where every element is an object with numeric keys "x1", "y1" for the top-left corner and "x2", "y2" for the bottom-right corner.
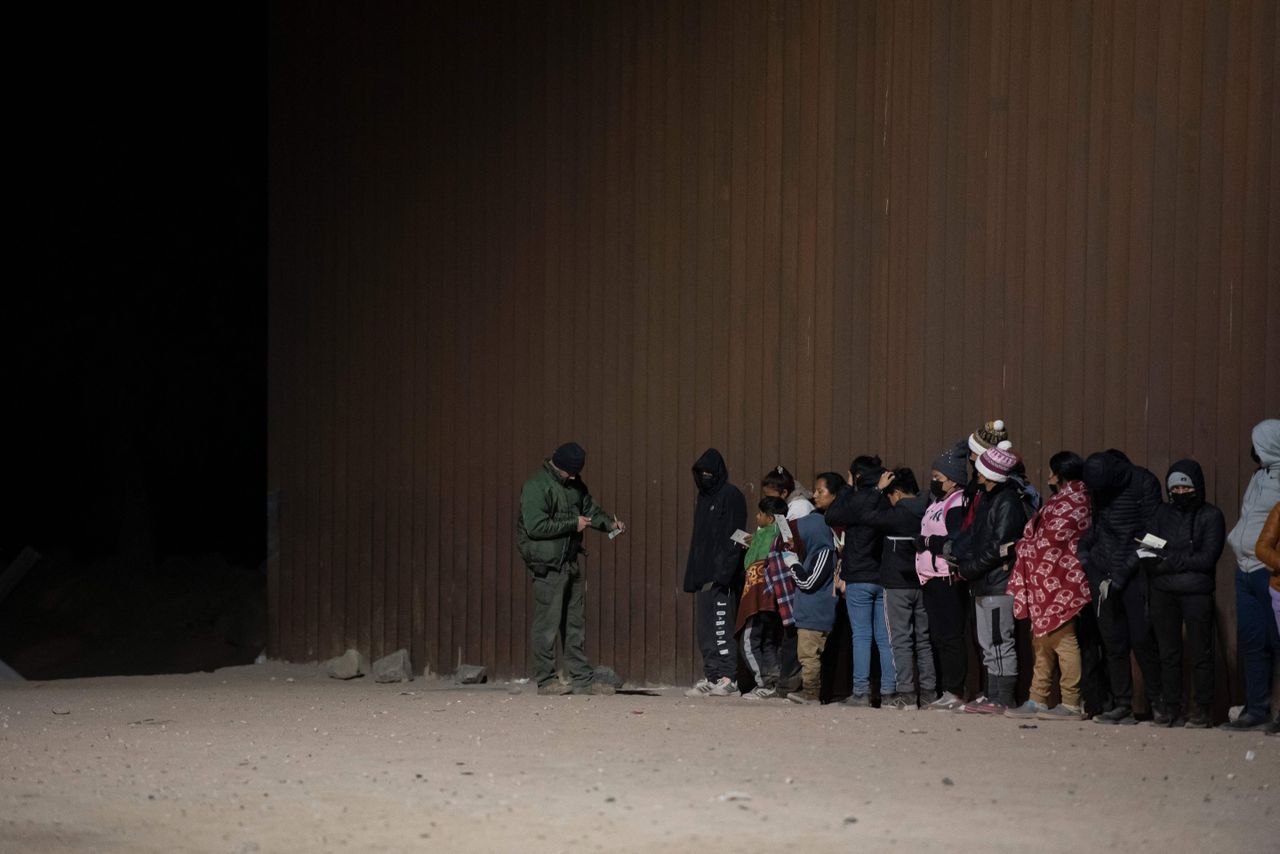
[
  {"x1": 1030, "y1": 620, "x2": 1082, "y2": 708},
  {"x1": 797, "y1": 628, "x2": 829, "y2": 698}
]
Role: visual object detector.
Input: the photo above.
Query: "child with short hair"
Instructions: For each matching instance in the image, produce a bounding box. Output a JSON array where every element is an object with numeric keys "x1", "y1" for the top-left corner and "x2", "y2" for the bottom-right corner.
[
  {"x1": 786, "y1": 472, "x2": 845, "y2": 704},
  {"x1": 736, "y1": 496, "x2": 791, "y2": 699}
]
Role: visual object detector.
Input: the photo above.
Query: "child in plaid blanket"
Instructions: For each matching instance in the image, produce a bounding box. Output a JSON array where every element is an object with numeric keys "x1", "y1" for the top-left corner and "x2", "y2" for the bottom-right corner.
[{"x1": 736, "y1": 496, "x2": 797, "y2": 699}]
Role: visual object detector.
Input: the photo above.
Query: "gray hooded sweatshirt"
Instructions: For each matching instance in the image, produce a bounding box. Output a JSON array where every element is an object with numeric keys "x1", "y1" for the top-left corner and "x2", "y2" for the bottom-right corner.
[{"x1": 1227, "y1": 419, "x2": 1280, "y2": 573}]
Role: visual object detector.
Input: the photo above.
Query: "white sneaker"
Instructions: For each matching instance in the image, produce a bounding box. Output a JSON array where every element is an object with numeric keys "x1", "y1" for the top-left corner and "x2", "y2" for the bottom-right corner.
[
  {"x1": 742, "y1": 686, "x2": 777, "y2": 700},
  {"x1": 684, "y1": 678, "x2": 713, "y2": 698},
  {"x1": 926, "y1": 691, "x2": 963, "y2": 711},
  {"x1": 708, "y1": 677, "x2": 738, "y2": 696}
]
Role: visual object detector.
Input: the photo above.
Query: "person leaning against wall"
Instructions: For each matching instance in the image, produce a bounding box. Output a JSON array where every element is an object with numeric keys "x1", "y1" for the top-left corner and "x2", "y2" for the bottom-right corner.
[
  {"x1": 516, "y1": 442, "x2": 625, "y2": 696},
  {"x1": 1223, "y1": 419, "x2": 1280, "y2": 731}
]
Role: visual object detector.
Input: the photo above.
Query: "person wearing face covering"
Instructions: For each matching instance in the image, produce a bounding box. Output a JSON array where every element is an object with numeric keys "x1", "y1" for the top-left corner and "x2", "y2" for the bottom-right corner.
[
  {"x1": 684, "y1": 448, "x2": 748, "y2": 697},
  {"x1": 1141, "y1": 459, "x2": 1225, "y2": 728},
  {"x1": 1079, "y1": 449, "x2": 1164, "y2": 725},
  {"x1": 1222, "y1": 419, "x2": 1280, "y2": 731}
]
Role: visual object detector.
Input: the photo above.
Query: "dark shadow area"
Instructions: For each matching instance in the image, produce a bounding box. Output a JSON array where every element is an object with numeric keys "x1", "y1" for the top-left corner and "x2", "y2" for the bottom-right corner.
[{"x1": 3, "y1": 7, "x2": 265, "y2": 679}]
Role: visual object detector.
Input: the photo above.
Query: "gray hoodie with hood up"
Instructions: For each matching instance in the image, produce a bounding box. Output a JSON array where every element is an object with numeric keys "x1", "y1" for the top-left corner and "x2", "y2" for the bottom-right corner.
[{"x1": 1227, "y1": 419, "x2": 1280, "y2": 573}]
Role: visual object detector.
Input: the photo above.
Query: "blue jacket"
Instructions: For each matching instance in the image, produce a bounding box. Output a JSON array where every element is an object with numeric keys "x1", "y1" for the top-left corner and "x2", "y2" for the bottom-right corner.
[{"x1": 790, "y1": 513, "x2": 839, "y2": 631}]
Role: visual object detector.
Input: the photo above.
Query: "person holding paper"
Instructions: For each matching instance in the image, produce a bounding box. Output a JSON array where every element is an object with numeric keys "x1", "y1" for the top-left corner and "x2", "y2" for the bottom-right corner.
[
  {"x1": 1142, "y1": 459, "x2": 1225, "y2": 728},
  {"x1": 683, "y1": 448, "x2": 747, "y2": 698},
  {"x1": 734, "y1": 496, "x2": 794, "y2": 699},
  {"x1": 1079, "y1": 449, "x2": 1164, "y2": 725},
  {"x1": 516, "y1": 442, "x2": 625, "y2": 696}
]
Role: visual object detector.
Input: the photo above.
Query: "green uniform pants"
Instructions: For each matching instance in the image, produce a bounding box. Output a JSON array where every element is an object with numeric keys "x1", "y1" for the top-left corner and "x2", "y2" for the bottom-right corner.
[{"x1": 530, "y1": 562, "x2": 593, "y2": 688}]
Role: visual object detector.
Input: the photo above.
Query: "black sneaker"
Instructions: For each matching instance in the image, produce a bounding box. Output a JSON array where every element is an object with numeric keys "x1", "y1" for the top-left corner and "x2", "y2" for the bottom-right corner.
[
  {"x1": 883, "y1": 694, "x2": 913, "y2": 710},
  {"x1": 1093, "y1": 705, "x2": 1137, "y2": 725},
  {"x1": 1219, "y1": 711, "x2": 1270, "y2": 731},
  {"x1": 537, "y1": 681, "x2": 572, "y2": 696},
  {"x1": 841, "y1": 693, "x2": 870, "y2": 708},
  {"x1": 1265, "y1": 716, "x2": 1279, "y2": 735},
  {"x1": 1184, "y1": 712, "x2": 1212, "y2": 729},
  {"x1": 1149, "y1": 706, "x2": 1183, "y2": 727},
  {"x1": 570, "y1": 682, "x2": 616, "y2": 696}
]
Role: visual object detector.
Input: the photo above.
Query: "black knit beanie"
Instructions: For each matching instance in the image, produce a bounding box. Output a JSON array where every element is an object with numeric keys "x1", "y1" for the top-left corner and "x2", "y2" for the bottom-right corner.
[{"x1": 551, "y1": 442, "x2": 586, "y2": 475}]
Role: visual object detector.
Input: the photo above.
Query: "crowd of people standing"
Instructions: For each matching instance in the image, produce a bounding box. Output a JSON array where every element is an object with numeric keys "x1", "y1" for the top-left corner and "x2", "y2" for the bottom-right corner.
[{"x1": 680, "y1": 419, "x2": 1280, "y2": 732}]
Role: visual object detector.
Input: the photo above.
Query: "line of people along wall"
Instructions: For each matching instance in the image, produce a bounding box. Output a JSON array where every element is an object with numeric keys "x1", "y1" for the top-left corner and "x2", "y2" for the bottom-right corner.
[{"x1": 515, "y1": 423, "x2": 1279, "y2": 728}]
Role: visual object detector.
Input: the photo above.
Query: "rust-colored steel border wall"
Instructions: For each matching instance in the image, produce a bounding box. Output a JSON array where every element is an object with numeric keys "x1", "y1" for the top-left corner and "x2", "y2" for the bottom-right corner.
[{"x1": 269, "y1": 1, "x2": 1279, "y2": 689}]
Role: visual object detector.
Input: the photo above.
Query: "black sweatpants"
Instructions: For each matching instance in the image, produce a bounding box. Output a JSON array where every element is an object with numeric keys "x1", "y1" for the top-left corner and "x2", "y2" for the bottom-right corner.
[
  {"x1": 1095, "y1": 577, "x2": 1162, "y2": 710},
  {"x1": 695, "y1": 584, "x2": 738, "y2": 681},
  {"x1": 922, "y1": 576, "x2": 968, "y2": 696},
  {"x1": 1149, "y1": 588, "x2": 1214, "y2": 714},
  {"x1": 1075, "y1": 603, "x2": 1111, "y2": 716}
]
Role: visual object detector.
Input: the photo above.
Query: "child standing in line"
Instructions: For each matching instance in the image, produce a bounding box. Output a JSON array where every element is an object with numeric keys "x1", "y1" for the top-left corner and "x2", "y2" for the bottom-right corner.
[
  {"x1": 1005, "y1": 451, "x2": 1093, "y2": 721},
  {"x1": 786, "y1": 472, "x2": 845, "y2": 704},
  {"x1": 737, "y1": 496, "x2": 790, "y2": 699}
]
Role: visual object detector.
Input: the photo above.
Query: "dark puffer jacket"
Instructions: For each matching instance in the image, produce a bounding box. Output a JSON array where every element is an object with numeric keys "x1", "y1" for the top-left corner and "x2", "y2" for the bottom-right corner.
[
  {"x1": 824, "y1": 471, "x2": 888, "y2": 584},
  {"x1": 1144, "y1": 459, "x2": 1226, "y2": 595},
  {"x1": 956, "y1": 480, "x2": 1030, "y2": 596},
  {"x1": 1079, "y1": 450, "x2": 1163, "y2": 591},
  {"x1": 683, "y1": 448, "x2": 747, "y2": 592},
  {"x1": 856, "y1": 494, "x2": 928, "y2": 589}
]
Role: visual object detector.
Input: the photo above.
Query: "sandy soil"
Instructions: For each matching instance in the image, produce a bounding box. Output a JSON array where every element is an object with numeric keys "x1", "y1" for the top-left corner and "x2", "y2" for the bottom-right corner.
[{"x1": 1, "y1": 663, "x2": 1276, "y2": 853}]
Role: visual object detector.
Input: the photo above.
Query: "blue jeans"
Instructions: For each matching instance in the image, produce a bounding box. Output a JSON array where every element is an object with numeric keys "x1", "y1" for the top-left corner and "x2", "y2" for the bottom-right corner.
[
  {"x1": 1236, "y1": 567, "x2": 1279, "y2": 717},
  {"x1": 846, "y1": 582, "x2": 897, "y2": 695}
]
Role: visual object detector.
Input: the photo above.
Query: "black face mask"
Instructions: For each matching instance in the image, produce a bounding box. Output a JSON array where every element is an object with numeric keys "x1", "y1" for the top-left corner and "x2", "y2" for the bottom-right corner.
[
  {"x1": 1252, "y1": 447, "x2": 1262, "y2": 467},
  {"x1": 1171, "y1": 492, "x2": 1200, "y2": 511},
  {"x1": 930, "y1": 480, "x2": 946, "y2": 499}
]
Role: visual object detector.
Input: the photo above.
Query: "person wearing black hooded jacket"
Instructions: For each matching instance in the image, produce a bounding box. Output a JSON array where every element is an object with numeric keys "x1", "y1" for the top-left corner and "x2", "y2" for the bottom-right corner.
[
  {"x1": 1143, "y1": 459, "x2": 1225, "y2": 728},
  {"x1": 1080, "y1": 449, "x2": 1164, "y2": 724},
  {"x1": 684, "y1": 448, "x2": 748, "y2": 696},
  {"x1": 855, "y1": 468, "x2": 935, "y2": 708},
  {"x1": 825, "y1": 455, "x2": 897, "y2": 705}
]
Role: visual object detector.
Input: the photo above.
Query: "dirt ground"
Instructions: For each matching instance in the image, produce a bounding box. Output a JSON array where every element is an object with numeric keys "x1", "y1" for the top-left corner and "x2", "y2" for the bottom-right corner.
[{"x1": 1, "y1": 663, "x2": 1276, "y2": 853}]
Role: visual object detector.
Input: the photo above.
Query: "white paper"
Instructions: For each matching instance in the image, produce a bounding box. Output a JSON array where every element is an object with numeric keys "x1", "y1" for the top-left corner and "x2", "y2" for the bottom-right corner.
[
  {"x1": 1137, "y1": 533, "x2": 1167, "y2": 549},
  {"x1": 774, "y1": 514, "x2": 793, "y2": 543},
  {"x1": 730, "y1": 529, "x2": 752, "y2": 547}
]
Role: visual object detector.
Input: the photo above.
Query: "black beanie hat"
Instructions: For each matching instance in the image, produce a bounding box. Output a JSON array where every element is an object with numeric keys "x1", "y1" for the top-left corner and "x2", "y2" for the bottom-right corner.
[
  {"x1": 552, "y1": 442, "x2": 586, "y2": 475},
  {"x1": 931, "y1": 448, "x2": 969, "y2": 486}
]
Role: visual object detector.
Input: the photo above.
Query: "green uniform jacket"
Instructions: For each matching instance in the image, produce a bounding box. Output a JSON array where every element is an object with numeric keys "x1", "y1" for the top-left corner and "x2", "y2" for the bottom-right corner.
[{"x1": 516, "y1": 461, "x2": 613, "y2": 574}]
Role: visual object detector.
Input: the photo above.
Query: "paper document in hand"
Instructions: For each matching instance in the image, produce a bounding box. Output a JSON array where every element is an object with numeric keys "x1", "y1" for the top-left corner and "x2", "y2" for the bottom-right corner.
[
  {"x1": 608, "y1": 528, "x2": 624, "y2": 540},
  {"x1": 774, "y1": 515, "x2": 793, "y2": 542},
  {"x1": 1137, "y1": 533, "x2": 1168, "y2": 549},
  {"x1": 730, "y1": 529, "x2": 752, "y2": 547}
]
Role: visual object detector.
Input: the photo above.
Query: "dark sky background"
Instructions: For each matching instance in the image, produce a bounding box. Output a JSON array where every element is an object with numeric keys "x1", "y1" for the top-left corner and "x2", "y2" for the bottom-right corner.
[{"x1": 8, "y1": 6, "x2": 265, "y2": 570}]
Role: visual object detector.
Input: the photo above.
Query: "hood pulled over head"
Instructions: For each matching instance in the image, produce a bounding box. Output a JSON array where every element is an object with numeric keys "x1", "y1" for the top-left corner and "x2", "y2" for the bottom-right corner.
[
  {"x1": 1251, "y1": 419, "x2": 1280, "y2": 468},
  {"x1": 1165, "y1": 458, "x2": 1206, "y2": 511},
  {"x1": 692, "y1": 448, "x2": 729, "y2": 495},
  {"x1": 1083, "y1": 450, "x2": 1133, "y2": 503}
]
